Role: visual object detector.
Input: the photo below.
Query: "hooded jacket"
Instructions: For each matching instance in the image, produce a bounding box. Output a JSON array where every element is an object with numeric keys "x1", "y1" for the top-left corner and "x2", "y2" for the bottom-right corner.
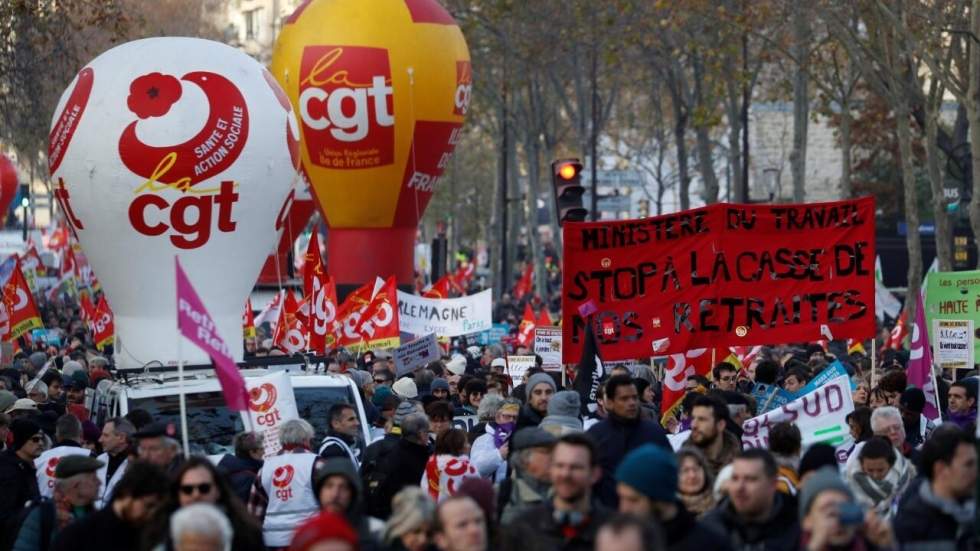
[
  {"x1": 586, "y1": 412, "x2": 670, "y2": 508},
  {"x1": 317, "y1": 457, "x2": 381, "y2": 551}
]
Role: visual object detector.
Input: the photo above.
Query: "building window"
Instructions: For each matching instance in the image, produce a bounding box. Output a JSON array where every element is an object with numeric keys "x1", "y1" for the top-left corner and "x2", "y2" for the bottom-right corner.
[{"x1": 244, "y1": 8, "x2": 261, "y2": 40}]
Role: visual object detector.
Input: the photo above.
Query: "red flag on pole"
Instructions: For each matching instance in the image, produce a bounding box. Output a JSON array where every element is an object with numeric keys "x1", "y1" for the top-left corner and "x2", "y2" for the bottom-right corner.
[
  {"x1": 513, "y1": 263, "x2": 533, "y2": 300},
  {"x1": 537, "y1": 308, "x2": 553, "y2": 327},
  {"x1": 356, "y1": 275, "x2": 401, "y2": 350},
  {"x1": 243, "y1": 298, "x2": 256, "y2": 339},
  {"x1": 516, "y1": 303, "x2": 536, "y2": 348},
  {"x1": 3, "y1": 258, "x2": 42, "y2": 340},
  {"x1": 92, "y1": 296, "x2": 114, "y2": 350},
  {"x1": 423, "y1": 275, "x2": 451, "y2": 299},
  {"x1": 273, "y1": 290, "x2": 307, "y2": 353}
]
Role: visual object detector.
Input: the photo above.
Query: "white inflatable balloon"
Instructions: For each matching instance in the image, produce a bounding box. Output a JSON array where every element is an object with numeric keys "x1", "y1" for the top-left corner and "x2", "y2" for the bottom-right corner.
[{"x1": 49, "y1": 37, "x2": 300, "y2": 369}]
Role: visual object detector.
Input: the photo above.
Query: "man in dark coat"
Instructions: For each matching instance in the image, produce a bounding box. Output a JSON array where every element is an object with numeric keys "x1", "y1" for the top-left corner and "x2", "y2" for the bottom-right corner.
[
  {"x1": 364, "y1": 411, "x2": 430, "y2": 519},
  {"x1": 216, "y1": 431, "x2": 264, "y2": 504},
  {"x1": 50, "y1": 461, "x2": 170, "y2": 551},
  {"x1": 501, "y1": 433, "x2": 612, "y2": 551},
  {"x1": 315, "y1": 457, "x2": 380, "y2": 551},
  {"x1": 0, "y1": 418, "x2": 44, "y2": 524},
  {"x1": 702, "y1": 449, "x2": 801, "y2": 551},
  {"x1": 586, "y1": 375, "x2": 670, "y2": 508}
]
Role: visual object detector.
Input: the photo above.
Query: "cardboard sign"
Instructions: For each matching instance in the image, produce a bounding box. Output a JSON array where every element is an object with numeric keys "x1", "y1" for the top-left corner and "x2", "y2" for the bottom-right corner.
[
  {"x1": 926, "y1": 270, "x2": 980, "y2": 361},
  {"x1": 240, "y1": 371, "x2": 300, "y2": 458},
  {"x1": 397, "y1": 289, "x2": 492, "y2": 337},
  {"x1": 561, "y1": 198, "x2": 876, "y2": 361},
  {"x1": 393, "y1": 333, "x2": 441, "y2": 377},
  {"x1": 933, "y1": 319, "x2": 975, "y2": 370},
  {"x1": 505, "y1": 355, "x2": 536, "y2": 386},
  {"x1": 742, "y1": 375, "x2": 855, "y2": 465},
  {"x1": 751, "y1": 360, "x2": 850, "y2": 414},
  {"x1": 534, "y1": 326, "x2": 563, "y2": 370}
]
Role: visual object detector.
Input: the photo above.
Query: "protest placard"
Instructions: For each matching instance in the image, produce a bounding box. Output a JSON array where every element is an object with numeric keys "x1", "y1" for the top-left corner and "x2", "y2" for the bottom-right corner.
[
  {"x1": 240, "y1": 371, "x2": 300, "y2": 458},
  {"x1": 534, "y1": 326, "x2": 563, "y2": 370},
  {"x1": 926, "y1": 270, "x2": 980, "y2": 360},
  {"x1": 742, "y1": 375, "x2": 854, "y2": 464},
  {"x1": 506, "y1": 355, "x2": 537, "y2": 386},
  {"x1": 933, "y1": 319, "x2": 975, "y2": 370},
  {"x1": 561, "y1": 197, "x2": 876, "y2": 362},
  {"x1": 397, "y1": 289, "x2": 492, "y2": 337},
  {"x1": 393, "y1": 333, "x2": 441, "y2": 377},
  {"x1": 476, "y1": 322, "x2": 510, "y2": 345},
  {"x1": 750, "y1": 360, "x2": 850, "y2": 414}
]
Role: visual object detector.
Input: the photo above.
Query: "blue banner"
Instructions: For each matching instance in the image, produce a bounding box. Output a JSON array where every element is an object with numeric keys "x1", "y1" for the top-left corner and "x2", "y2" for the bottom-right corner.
[{"x1": 752, "y1": 360, "x2": 850, "y2": 414}]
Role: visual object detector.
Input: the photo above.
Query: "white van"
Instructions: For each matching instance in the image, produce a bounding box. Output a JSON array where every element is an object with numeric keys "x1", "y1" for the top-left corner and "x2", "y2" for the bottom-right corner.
[{"x1": 91, "y1": 368, "x2": 370, "y2": 455}]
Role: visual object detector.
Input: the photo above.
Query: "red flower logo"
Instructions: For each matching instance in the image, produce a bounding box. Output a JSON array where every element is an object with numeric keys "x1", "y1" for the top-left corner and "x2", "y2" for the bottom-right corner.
[{"x1": 127, "y1": 72, "x2": 182, "y2": 119}]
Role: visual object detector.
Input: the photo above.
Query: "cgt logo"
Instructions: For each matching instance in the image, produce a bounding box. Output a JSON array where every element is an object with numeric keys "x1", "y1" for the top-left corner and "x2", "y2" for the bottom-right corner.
[
  {"x1": 248, "y1": 383, "x2": 282, "y2": 426},
  {"x1": 271, "y1": 464, "x2": 295, "y2": 501},
  {"x1": 119, "y1": 71, "x2": 249, "y2": 250},
  {"x1": 46, "y1": 457, "x2": 60, "y2": 488},
  {"x1": 298, "y1": 46, "x2": 394, "y2": 169},
  {"x1": 453, "y1": 61, "x2": 471, "y2": 116}
]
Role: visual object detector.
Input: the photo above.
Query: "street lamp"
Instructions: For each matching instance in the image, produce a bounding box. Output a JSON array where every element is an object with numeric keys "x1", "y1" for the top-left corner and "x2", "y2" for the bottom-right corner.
[{"x1": 19, "y1": 185, "x2": 28, "y2": 242}]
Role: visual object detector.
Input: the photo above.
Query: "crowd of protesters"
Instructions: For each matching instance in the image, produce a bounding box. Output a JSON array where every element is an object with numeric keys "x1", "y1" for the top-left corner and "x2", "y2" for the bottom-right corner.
[{"x1": 0, "y1": 285, "x2": 976, "y2": 551}]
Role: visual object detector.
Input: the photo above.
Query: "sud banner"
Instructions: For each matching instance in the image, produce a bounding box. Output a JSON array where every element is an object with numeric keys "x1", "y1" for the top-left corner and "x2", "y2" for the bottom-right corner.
[
  {"x1": 397, "y1": 288, "x2": 492, "y2": 337},
  {"x1": 561, "y1": 198, "x2": 876, "y2": 361}
]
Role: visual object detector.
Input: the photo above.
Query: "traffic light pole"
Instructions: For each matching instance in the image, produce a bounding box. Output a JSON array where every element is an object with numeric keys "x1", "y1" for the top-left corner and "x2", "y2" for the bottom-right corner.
[{"x1": 590, "y1": 38, "x2": 599, "y2": 222}]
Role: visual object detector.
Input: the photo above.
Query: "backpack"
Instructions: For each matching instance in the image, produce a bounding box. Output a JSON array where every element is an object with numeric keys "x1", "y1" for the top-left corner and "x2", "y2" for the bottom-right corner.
[{"x1": 0, "y1": 498, "x2": 55, "y2": 551}]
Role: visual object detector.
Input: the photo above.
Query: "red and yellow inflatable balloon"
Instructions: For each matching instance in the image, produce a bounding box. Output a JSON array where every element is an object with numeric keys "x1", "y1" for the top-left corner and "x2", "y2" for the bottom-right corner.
[{"x1": 271, "y1": 0, "x2": 471, "y2": 292}]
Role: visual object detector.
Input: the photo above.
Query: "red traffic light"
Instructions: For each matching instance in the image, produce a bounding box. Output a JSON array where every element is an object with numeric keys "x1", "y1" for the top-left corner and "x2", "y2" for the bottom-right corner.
[{"x1": 558, "y1": 163, "x2": 579, "y2": 180}]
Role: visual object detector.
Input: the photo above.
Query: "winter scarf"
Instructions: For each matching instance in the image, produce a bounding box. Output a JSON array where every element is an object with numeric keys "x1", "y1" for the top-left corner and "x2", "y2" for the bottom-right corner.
[{"x1": 846, "y1": 444, "x2": 916, "y2": 520}]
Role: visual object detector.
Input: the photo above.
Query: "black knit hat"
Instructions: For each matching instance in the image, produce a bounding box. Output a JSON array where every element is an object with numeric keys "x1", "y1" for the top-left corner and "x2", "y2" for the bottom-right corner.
[{"x1": 11, "y1": 418, "x2": 42, "y2": 451}]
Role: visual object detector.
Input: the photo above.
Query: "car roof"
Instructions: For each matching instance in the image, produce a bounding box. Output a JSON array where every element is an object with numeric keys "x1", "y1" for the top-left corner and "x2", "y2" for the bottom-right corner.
[{"x1": 106, "y1": 369, "x2": 355, "y2": 399}]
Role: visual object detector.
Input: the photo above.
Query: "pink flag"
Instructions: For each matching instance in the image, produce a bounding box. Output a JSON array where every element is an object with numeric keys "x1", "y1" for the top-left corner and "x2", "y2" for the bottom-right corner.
[
  {"x1": 907, "y1": 292, "x2": 939, "y2": 420},
  {"x1": 175, "y1": 258, "x2": 248, "y2": 411}
]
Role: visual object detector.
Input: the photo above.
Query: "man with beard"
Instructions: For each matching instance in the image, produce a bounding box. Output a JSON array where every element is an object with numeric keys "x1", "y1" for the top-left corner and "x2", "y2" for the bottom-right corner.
[
  {"x1": 515, "y1": 373, "x2": 555, "y2": 429},
  {"x1": 587, "y1": 375, "x2": 670, "y2": 508},
  {"x1": 683, "y1": 395, "x2": 741, "y2": 477},
  {"x1": 946, "y1": 379, "x2": 977, "y2": 431},
  {"x1": 319, "y1": 403, "x2": 364, "y2": 467},
  {"x1": 501, "y1": 433, "x2": 611, "y2": 551},
  {"x1": 702, "y1": 449, "x2": 800, "y2": 550}
]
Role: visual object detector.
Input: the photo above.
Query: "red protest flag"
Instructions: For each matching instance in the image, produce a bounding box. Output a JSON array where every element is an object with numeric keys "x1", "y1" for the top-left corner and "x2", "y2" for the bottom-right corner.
[
  {"x1": 537, "y1": 308, "x2": 554, "y2": 327},
  {"x1": 356, "y1": 275, "x2": 401, "y2": 350},
  {"x1": 307, "y1": 273, "x2": 337, "y2": 354},
  {"x1": 273, "y1": 290, "x2": 307, "y2": 353},
  {"x1": 516, "y1": 303, "x2": 536, "y2": 348},
  {"x1": 335, "y1": 281, "x2": 376, "y2": 350},
  {"x1": 302, "y1": 231, "x2": 325, "y2": 305},
  {"x1": 92, "y1": 296, "x2": 114, "y2": 350},
  {"x1": 513, "y1": 263, "x2": 533, "y2": 300},
  {"x1": 243, "y1": 298, "x2": 256, "y2": 339},
  {"x1": 887, "y1": 311, "x2": 908, "y2": 350},
  {"x1": 423, "y1": 275, "x2": 451, "y2": 299},
  {"x1": 660, "y1": 347, "x2": 715, "y2": 424},
  {"x1": 3, "y1": 258, "x2": 42, "y2": 340}
]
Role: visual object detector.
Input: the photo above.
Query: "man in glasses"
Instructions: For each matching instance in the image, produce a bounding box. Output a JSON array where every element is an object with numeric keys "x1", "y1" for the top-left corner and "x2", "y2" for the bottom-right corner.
[
  {"x1": 0, "y1": 418, "x2": 44, "y2": 524},
  {"x1": 712, "y1": 362, "x2": 738, "y2": 393},
  {"x1": 373, "y1": 369, "x2": 395, "y2": 389}
]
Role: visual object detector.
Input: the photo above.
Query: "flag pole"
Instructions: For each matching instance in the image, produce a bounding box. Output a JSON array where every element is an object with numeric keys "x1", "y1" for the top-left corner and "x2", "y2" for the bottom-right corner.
[
  {"x1": 871, "y1": 341, "x2": 877, "y2": 388},
  {"x1": 175, "y1": 257, "x2": 191, "y2": 460}
]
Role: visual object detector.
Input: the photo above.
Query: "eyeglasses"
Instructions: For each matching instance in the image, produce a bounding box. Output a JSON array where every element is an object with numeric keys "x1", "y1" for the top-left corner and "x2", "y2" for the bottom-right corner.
[
  {"x1": 179, "y1": 483, "x2": 213, "y2": 496},
  {"x1": 374, "y1": 378, "x2": 388, "y2": 384}
]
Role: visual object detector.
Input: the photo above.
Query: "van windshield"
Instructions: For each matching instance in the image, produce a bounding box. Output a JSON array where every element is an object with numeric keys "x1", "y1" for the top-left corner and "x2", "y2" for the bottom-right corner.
[{"x1": 129, "y1": 385, "x2": 356, "y2": 455}]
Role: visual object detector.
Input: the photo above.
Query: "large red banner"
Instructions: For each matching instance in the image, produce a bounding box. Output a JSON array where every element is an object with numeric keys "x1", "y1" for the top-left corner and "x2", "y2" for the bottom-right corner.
[{"x1": 561, "y1": 197, "x2": 876, "y2": 362}]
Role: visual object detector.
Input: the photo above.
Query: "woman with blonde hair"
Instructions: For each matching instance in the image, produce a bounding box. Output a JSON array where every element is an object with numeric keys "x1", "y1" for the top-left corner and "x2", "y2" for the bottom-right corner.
[{"x1": 384, "y1": 487, "x2": 436, "y2": 551}]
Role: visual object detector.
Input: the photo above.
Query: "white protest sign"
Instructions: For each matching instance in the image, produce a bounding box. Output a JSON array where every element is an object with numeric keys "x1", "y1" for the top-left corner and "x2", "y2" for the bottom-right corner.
[
  {"x1": 397, "y1": 289, "x2": 492, "y2": 337},
  {"x1": 933, "y1": 319, "x2": 975, "y2": 370},
  {"x1": 393, "y1": 333, "x2": 441, "y2": 377},
  {"x1": 741, "y1": 375, "x2": 855, "y2": 465},
  {"x1": 506, "y1": 355, "x2": 536, "y2": 386},
  {"x1": 534, "y1": 326, "x2": 562, "y2": 370},
  {"x1": 240, "y1": 371, "x2": 300, "y2": 458},
  {"x1": 452, "y1": 415, "x2": 479, "y2": 433}
]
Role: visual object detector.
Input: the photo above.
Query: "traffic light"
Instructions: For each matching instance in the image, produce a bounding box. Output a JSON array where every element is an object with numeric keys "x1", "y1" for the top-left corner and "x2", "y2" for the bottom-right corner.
[{"x1": 551, "y1": 158, "x2": 587, "y2": 225}]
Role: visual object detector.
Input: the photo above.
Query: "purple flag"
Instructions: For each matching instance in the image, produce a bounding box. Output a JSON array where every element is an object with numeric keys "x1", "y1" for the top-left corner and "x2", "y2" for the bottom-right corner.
[
  {"x1": 908, "y1": 292, "x2": 939, "y2": 420},
  {"x1": 175, "y1": 258, "x2": 248, "y2": 411}
]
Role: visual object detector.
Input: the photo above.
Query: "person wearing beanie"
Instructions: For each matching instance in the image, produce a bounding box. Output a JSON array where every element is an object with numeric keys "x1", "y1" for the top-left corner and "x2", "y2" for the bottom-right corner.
[
  {"x1": 471, "y1": 398, "x2": 520, "y2": 482},
  {"x1": 0, "y1": 390, "x2": 16, "y2": 416},
  {"x1": 799, "y1": 466, "x2": 893, "y2": 550},
  {"x1": 587, "y1": 375, "x2": 670, "y2": 508},
  {"x1": 0, "y1": 418, "x2": 44, "y2": 523},
  {"x1": 498, "y1": 428, "x2": 556, "y2": 524},
  {"x1": 798, "y1": 443, "x2": 839, "y2": 488},
  {"x1": 540, "y1": 390, "x2": 583, "y2": 435},
  {"x1": 614, "y1": 444, "x2": 731, "y2": 550},
  {"x1": 288, "y1": 510, "x2": 359, "y2": 551},
  {"x1": 392, "y1": 377, "x2": 419, "y2": 400},
  {"x1": 28, "y1": 351, "x2": 47, "y2": 371},
  {"x1": 430, "y1": 378, "x2": 450, "y2": 402},
  {"x1": 516, "y1": 372, "x2": 556, "y2": 430},
  {"x1": 445, "y1": 356, "x2": 467, "y2": 377},
  {"x1": 372, "y1": 385, "x2": 394, "y2": 409}
]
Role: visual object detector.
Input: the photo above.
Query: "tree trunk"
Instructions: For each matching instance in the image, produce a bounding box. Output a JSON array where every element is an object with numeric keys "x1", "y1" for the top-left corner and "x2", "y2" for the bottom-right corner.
[
  {"x1": 970, "y1": 1, "x2": 980, "y2": 268},
  {"x1": 790, "y1": 1, "x2": 809, "y2": 202},
  {"x1": 839, "y1": 98, "x2": 853, "y2": 199},
  {"x1": 693, "y1": 54, "x2": 720, "y2": 204},
  {"x1": 896, "y1": 103, "x2": 923, "y2": 317},
  {"x1": 925, "y1": 93, "x2": 953, "y2": 271},
  {"x1": 523, "y1": 118, "x2": 548, "y2": 304},
  {"x1": 666, "y1": 68, "x2": 691, "y2": 211}
]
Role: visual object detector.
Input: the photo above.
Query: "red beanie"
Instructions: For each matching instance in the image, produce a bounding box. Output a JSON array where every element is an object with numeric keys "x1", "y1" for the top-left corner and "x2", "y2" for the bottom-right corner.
[{"x1": 288, "y1": 511, "x2": 359, "y2": 551}]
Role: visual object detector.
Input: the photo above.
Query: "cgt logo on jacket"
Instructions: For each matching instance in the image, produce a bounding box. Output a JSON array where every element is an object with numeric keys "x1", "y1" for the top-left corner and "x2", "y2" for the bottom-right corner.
[{"x1": 271, "y1": 464, "x2": 295, "y2": 501}]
